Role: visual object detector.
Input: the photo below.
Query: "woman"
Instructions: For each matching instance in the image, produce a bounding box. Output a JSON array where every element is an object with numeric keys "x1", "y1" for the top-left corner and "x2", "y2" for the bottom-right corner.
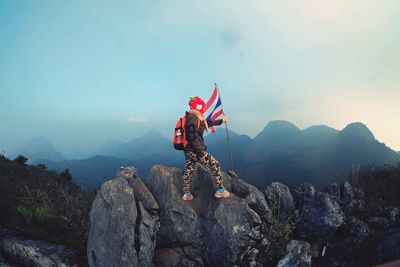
[{"x1": 181, "y1": 96, "x2": 230, "y2": 201}]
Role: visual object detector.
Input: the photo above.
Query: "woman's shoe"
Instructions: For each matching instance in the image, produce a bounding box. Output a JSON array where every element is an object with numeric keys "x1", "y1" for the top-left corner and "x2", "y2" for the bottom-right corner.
[
  {"x1": 181, "y1": 192, "x2": 194, "y2": 201},
  {"x1": 214, "y1": 188, "x2": 230, "y2": 198}
]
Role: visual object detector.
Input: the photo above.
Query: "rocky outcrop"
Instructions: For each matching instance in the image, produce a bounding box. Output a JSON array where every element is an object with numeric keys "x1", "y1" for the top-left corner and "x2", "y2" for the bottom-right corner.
[
  {"x1": 153, "y1": 246, "x2": 204, "y2": 267},
  {"x1": 0, "y1": 254, "x2": 11, "y2": 267},
  {"x1": 373, "y1": 227, "x2": 400, "y2": 265},
  {"x1": 277, "y1": 240, "x2": 311, "y2": 267},
  {"x1": 265, "y1": 182, "x2": 295, "y2": 216},
  {"x1": 294, "y1": 183, "x2": 344, "y2": 242},
  {"x1": 146, "y1": 165, "x2": 270, "y2": 267},
  {"x1": 84, "y1": 164, "x2": 400, "y2": 267},
  {"x1": 0, "y1": 226, "x2": 77, "y2": 267},
  {"x1": 345, "y1": 216, "x2": 370, "y2": 249},
  {"x1": 87, "y1": 167, "x2": 159, "y2": 267}
]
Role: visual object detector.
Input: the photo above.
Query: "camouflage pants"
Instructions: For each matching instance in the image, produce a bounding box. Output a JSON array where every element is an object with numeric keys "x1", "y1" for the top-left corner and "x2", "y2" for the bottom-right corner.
[{"x1": 182, "y1": 151, "x2": 224, "y2": 193}]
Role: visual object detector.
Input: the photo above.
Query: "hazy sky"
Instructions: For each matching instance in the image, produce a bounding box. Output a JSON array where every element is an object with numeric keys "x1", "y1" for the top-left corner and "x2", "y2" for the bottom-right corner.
[{"x1": 1, "y1": 0, "x2": 399, "y2": 157}]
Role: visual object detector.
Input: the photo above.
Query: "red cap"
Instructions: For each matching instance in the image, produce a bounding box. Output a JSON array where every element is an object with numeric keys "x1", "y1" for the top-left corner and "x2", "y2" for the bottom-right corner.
[{"x1": 188, "y1": 96, "x2": 205, "y2": 113}]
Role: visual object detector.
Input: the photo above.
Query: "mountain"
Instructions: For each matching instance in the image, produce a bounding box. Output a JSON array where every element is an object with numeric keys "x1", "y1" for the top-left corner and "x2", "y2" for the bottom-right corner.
[
  {"x1": 37, "y1": 155, "x2": 134, "y2": 189},
  {"x1": 242, "y1": 121, "x2": 400, "y2": 189},
  {"x1": 303, "y1": 122, "x2": 400, "y2": 185},
  {"x1": 8, "y1": 137, "x2": 64, "y2": 162},
  {"x1": 299, "y1": 125, "x2": 338, "y2": 148},
  {"x1": 36, "y1": 153, "x2": 184, "y2": 190},
  {"x1": 36, "y1": 121, "x2": 400, "y2": 191},
  {"x1": 254, "y1": 120, "x2": 301, "y2": 153},
  {"x1": 97, "y1": 130, "x2": 172, "y2": 160}
]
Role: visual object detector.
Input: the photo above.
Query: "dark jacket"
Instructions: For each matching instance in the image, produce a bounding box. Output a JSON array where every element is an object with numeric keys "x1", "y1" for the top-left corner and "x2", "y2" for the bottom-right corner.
[{"x1": 185, "y1": 111, "x2": 223, "y2": 157}]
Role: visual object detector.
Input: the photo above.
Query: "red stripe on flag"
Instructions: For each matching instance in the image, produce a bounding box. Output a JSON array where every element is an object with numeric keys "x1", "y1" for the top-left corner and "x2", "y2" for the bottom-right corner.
[
  {"x1": 204, "y1": 87, "x2": 218, "y2": 111},
  {"x1": 211, "y1": 109, "x2": 224, "y2": 120}
]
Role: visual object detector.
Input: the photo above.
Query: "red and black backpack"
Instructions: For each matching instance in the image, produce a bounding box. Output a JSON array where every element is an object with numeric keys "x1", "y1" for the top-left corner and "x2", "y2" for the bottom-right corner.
[{"x1": 173, "y1": 113, "x2": 200, "y2": 150}]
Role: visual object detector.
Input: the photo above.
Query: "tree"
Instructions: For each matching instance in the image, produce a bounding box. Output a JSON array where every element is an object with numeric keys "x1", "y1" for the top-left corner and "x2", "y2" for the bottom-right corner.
[
  {"x1": 14, "y1": 155, "x2": 28, "y2": 165},
  {"x1": 36, "y1": 164, "x2": 47, "y2": 170},
  {"x1": 60, "y1": 169, "x2": 72, "y2": 182}
]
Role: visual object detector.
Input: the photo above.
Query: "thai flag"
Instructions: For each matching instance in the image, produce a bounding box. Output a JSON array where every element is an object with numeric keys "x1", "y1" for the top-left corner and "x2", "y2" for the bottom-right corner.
[{"x1": 204, "y1": 83, "x2": 224, "y2": 132}]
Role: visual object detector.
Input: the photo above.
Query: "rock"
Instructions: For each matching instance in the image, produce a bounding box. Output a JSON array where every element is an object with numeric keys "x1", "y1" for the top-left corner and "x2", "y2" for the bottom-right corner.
[
  {"x1": 265, "y1": 182, "x2": 295, "y2": 216},
  {"x1": 277, "y1": 240, "x2": 311, "y2": 267},
  {"x1": 0, "y1": 226, "x2": 78, "y2": 267},
  {"x1": 323, "y1": 182, "x2": 354, "y2": 205},
  {"x1": 373, "y1": 227, "x2": 400, "y2": 265},
  {"x1": 153, "y1": 246, "x2": 204, "y2": 267},
  {"x1": 146, "y1": 166, "x2": 203, "y2": 248},
  {"x1": 87, "y1": 167, "x2": 159, "y2": 267},
  {"x1": 296, "y1": 192, "x2": 344, "y2": 241},
  {"x1": 388, "y1": 207, "x2": 400, "y2": 226},
  {"x1": 232, "y1": 177, "x2": 273, "y2": 222},
  {"x1": 323, "y1": 183, "x2": 341, "y2": 203},
  {"x1": 0, "y1": 254, "x2": 11, "y2": 267},
  {"x1": 340, "y1": 182, "x2": 354, "y2": 204},
  {"x1": 344, "y1": 199, "x2": 365, "y2": 216},
  {"x1": 290, "y1": 183, "x2": 315, "y2": 209},
  {"x1": 121, "y1": 166, "x2": 159, "y2": 212},
  {"x1": 368, "y1": 217, "x2": 390, "y2": 230},
  {"x1": 147, "y1": 165, "x2": 268, "y2": 267},
  {"x1": 346, "y1": 217, "x2": 369, "y2": 249}
]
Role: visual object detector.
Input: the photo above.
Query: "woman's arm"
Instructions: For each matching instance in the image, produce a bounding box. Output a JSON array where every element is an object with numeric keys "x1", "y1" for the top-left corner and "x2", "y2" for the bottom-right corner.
[{"x1": 207, "y1": 116, "x2": 227, "y2": 127}]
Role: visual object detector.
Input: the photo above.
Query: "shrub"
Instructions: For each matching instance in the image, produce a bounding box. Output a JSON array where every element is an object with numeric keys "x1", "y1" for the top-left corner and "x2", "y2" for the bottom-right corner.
[
  {"x1": 14, "y1": 155, "x2": 28, "y2": 165},
  {"x1": 0, "y1": 158, "x2": 96, "y2": 265},
  {"x1": 15, "y1": 205, "x2": 53, "y2": 225}
]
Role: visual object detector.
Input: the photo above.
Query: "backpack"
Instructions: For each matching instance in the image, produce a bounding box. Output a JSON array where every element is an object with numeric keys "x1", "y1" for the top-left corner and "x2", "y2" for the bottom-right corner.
[{"x1": 173, "y1": 113, "x2": 200, "y2": 150}]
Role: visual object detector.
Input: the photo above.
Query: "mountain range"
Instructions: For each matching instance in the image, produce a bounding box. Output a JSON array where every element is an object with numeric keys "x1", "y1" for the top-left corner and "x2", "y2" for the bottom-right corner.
[
  {"x1": 33, "y1": 120, "x2": 399, "y2": 190},
  {"x1": 7, "y1": 137, "x2": 64, "y2": 162}
]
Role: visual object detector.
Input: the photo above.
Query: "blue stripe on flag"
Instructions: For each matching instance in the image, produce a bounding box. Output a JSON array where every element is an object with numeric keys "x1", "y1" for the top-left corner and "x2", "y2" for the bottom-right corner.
[{"x1": 206, "y1": 97, "x2": 222, "y2": 121}]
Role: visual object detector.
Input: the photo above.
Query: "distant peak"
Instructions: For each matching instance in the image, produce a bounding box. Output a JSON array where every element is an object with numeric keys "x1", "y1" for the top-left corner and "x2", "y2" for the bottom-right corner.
[
  {"x1": 302, "y1": 125, "x2": 338, "y2": 135},
  {"x1": 255, "y1": 120, "x2": 300, "y2": 141},
  {"x1": 145, "y1": 129, "x2": 161, "y2": 136},
  {"x1": 340, "y1": 122, "x2": 375, "y2": 140},
  {"x1": 263, "y1": 120, "x2": 300, "y2": 132}
]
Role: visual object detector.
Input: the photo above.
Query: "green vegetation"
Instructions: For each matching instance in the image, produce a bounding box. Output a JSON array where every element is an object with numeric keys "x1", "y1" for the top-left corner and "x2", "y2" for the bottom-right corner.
[
  {"x1": 255, "y1": 207, "x2": 295, "y2": 266},
  {"x1": 15, "y1": 205, "x2": 54, "y2": 225},
  {"x1": 0, "y1": 155, "x2": 96, "y2": 264}
]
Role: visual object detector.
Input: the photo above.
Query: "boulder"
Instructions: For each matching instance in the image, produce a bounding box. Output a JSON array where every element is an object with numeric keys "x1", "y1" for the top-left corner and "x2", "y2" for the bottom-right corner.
[
  {"x1": 277, "y1": 240, "x2": 311, "y2": 267},
  {"x1": 373, "y1": 227, "x2": 400, "y2": 265},
  {"x1": 0, "y1": 226, "x2": 78, "y2": 267},
  {"x1": 87, "y1": 167, "x2": 159, "y2": 267},
  {"x1": 265, "y1": 182, "x2": 295, "y2": 216},
  {"x1": 153, "y1": 246, "x2": 204, "y2": 267},
  {"x1": 368, "y1": 217, "x2": 390, "y2": 230},
  {"x1": 145, "y1": 166, "x2": 203, "y2": 248},
  {"x1": 343, "y1": 199, "x2": 365, "y2": 216},
  {"x1": 0, "y1": 254, "x2": 11, "y2": 267},
  {"x1": 296, "y1": 191, "x2": 344, "y2": 241},
  {"x1": 388, "y1": 207, "x2": 400, "y2": 226},
  {"x1": 323, "y1": 183, "x2": 341, "y2": 203},
  {"x1": 323, "y1": 181, "x2": 354, "y2": 205},
  {"x1": 340, "y1": 181, "x2": 354, "y2": 204},
  {"x1": 290, "y1": 183, "x2": 315, "y2": 209},
  {"x1": 346, "y1": 217, "x2": 369, "y2": 249},
  {"x1": 230, "y1": 174, "x2": 272, "y2": 222},
  {"x1": 147, "y1": 165, "x2": 269, "y2": 267}
]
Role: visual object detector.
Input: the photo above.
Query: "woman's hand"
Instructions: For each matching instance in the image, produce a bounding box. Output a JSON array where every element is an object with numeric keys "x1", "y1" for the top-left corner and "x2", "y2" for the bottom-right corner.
[{"x1": 222, "y1": 116, "x2": 228, "y2": 123}]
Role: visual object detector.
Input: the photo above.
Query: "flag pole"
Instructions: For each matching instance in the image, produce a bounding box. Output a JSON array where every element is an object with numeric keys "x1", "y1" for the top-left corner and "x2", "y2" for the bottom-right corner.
[{"x1": 215, "y1": 83, "x2": 235, "y2": 174}]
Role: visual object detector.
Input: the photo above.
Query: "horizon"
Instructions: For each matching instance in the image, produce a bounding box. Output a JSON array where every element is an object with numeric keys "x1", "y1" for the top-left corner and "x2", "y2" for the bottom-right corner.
[
  {"x1": 2, "y1": 119, "x2": 399, "y2": 160},
  {"x1": 1, "y1": 1, "x2": 399, "y2": 155}
]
